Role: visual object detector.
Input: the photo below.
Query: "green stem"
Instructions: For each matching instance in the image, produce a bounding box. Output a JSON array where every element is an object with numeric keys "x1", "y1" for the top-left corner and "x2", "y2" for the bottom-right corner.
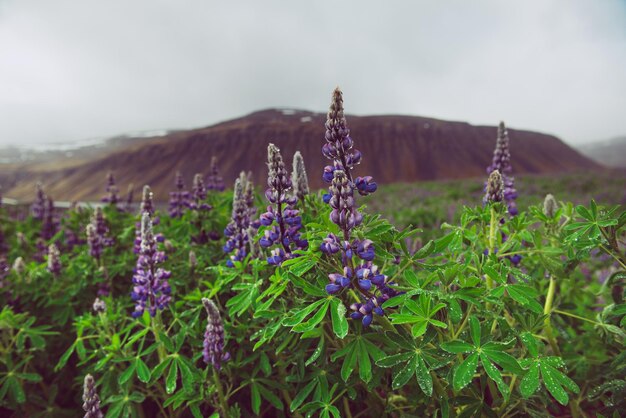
[
  {"x1": 151, "y1": 313, "x2": 167, "y2": 363},
  {"x1": 553, "y1": 309, "x2": 602, "y2": 326},
  {"x1": 212, "y1": 368, "x2": 228, "y2": 416},
  {"x1": 486, "y1": 206, "x2": 497, "y2": 290},
  {"x1": 453, "y1": 305, "x2": 473, "y2": 339},
  {"x1": 543, "y1": 276, "x2": 560, "y2": 355}
]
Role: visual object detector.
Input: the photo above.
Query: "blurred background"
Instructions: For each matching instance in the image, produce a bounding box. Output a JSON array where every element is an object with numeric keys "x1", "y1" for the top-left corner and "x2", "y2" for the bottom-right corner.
[{"x1": 1, "y1": 0, "x2": 624, "y2": 220}]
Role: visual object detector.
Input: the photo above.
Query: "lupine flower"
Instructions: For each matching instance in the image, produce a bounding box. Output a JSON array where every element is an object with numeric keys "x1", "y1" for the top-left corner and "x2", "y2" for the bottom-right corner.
[
  {"x1": 206, "y1": 156, "x2": 225, "y2": 192},
  {"x1": 140, "y1": 185, "x2": 155, "y2": 216},
  {"x1": 223, "y1": 174, "x2": 254, "y2": 267},
  {"x1": 130, "y1": 212, "x2": 172, "y2": 318},
  {"x1": 487, "y1": 122, "x2": 518, "y2": 215},
  {"x1": 12, "y1": 257, "x2": 25, "y2": 275},
  {"x1": 124, "y1": 183, "x2": 134, "y2": 212},
  {"x1": 291, "y1": 151, "x2": 310, "y2": 201},
  {"x1": 134, "y1": 185, "x2": 161, "y2": 253},
  {"x1": 202, "y1": 298, "x2": 229, "y2": 370},
  {"x1": 34, "y1": 238, "x2": 47, "y2": 262},
  {"x1": 41, "y1": 197, "x2": 58, "y2": 240},
  {"x1": 102, "y1": 172, "x2": 120, "y2": 206},
  {"x1": 329, "y1": 170, "x2": 363, "y2": 236},
  {"x1": 86, "y1": 224, "x2": 102, "y2": 260},
  {"x1": 323, "y1": 88, "x2": 362, "y2": 182},
  {"x1": 258, "y1": 144, "x2": 308, "y2": 265},
  {"x1": 92, "y1": 298, "x2": 106, "y2": 313},
  {"x1": 189, "y1": 173, "x2": 212, "y2": 212},
  {"x1": 31, "y1": 182, "x2": 47, "y2": 220},
  {"x1": 169, "y1": 172, "x2": 191, "y2": 218},
  {"x1": 543, "y1": 194, "x2": 557, "y2": 218},
  {"x1": 189, "y1": 250, "x2": 197, "y2": 270},
  {"x1": 92, "y1": 207, "x2": 114, "y2": 247},
  {"x1": 484, "y1": 170, "x2": 504, "y2": 204},
  {"x1": 82, "y1": 374, "x2": 104, "y2": 418},
  {"x1": 16, "y1": 232, "x2": 27, "y2": 248},
  {"x1": 47, "y1": 244, "x2": 61, "y2": 275}
]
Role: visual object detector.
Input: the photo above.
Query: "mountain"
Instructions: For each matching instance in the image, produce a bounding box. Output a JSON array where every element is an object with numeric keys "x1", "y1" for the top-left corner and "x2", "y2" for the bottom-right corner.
[
  {"x1": 577, "y1": 136, "x2": 626, "y2": 168},
  {"x1": 0, "y1": 108, "x2": 602, "y2": 202}
]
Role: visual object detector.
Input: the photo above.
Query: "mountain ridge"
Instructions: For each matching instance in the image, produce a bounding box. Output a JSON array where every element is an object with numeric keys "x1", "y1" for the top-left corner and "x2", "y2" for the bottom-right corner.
[{"x1": 0, "y1": 108, "x2": 602, "y2": 202}]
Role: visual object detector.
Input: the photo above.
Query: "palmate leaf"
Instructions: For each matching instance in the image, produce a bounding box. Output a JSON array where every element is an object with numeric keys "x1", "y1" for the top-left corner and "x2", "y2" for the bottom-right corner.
[
  {"x1": 330, "y1": 298, "x2": 348, "y2": 339},
  {"x1": 453, "y1": 352, "x2": 479, "y2": 391}
]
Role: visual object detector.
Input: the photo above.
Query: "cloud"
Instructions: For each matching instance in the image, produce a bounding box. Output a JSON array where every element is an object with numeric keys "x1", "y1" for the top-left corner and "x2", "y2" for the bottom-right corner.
[{"x1": 0, "y1": 0, "x2": 624, "y2": 146}]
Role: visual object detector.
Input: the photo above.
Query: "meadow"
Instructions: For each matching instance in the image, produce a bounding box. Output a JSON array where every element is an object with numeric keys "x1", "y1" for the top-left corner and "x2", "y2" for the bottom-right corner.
[{"x1": 0, "y1": 89, "x2": 624, "y2": 418}]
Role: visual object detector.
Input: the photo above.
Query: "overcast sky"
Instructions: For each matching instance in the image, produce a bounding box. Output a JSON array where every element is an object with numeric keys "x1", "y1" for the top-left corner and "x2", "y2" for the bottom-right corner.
[{"x1": 1, "y1": 0, "x2": 625, "y2": 147}]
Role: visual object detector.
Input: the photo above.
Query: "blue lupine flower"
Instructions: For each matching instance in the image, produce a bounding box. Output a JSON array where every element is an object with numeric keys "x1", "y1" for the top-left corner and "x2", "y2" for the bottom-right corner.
[
  {"x1": 82, "y1": 374, "x2": 104, "y2": 418},
  {"x1": 487, "y1": 122, "x2": 518, "y2": 215},
  {"x1": 168, "y1": 172, "x2": 191, "y2": 218},
  {"x1": 223, "y1": 172, "x2": 258, "y2": 266},
  {"x1": 206, "y1": 156, "x2": 225, "y2": 192},
  {"x1": 101, "y1": 172, "x2": 120, "y2": 206},
  {"x1": 202, "y1": 298, "x2": 229, "y2": 370},
  {"x1": 131, "y1": 212, "x2": 171, "y2": 318},
  {"x1": 257, "y1": 144, "x2": 308, "y2": 265}
]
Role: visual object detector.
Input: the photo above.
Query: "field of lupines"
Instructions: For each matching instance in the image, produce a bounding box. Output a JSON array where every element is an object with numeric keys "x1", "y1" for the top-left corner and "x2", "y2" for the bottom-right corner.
[{"x1": 1, "y1": 88, "x2": 625, "y2": 418}]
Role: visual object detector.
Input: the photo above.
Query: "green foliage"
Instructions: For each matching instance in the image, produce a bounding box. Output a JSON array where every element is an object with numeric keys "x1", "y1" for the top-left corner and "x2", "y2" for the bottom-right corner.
[{"x1": 0, "y1": 179, "x2": 624, "y2": 417}]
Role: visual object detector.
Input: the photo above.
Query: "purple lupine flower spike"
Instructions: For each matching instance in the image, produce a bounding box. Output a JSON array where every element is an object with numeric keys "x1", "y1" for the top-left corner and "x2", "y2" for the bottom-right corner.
[
  {"x1": 485, "y1": 170, "x2": 504, "y2": 204},
  {"x1": 258, "y1": 145, "x2": 308, "y2": 265},
  {"x1": 130, "y1": 212, "x2": 172, "y2": 318},
  {"x1": 140, "y1": 185, "x2": 155, "y2": 216},
  {"x1": 92, "y1": 298, "x2": 106, "y2": 314},
  {"x1": 86, "y1": 224, "x2": 102, "y2": 260},
  {"x1": 31, "y1": 182, "x2": 47, "y2": 220},
  {"x1": 168, "y1": 172, "x2": 191, "y2": 218},
  {"x1": 41, "y1": 197, "x2": 58, "y2": 240},
  {"x1": 101, "y1": 172, "x2": 119, "y2": 206},
  {"x1": 206, "y1": 156, "x2": 225, "y2": 192},
  {"x1": 487, "y1": 122, "x2": 517, "y2": 215},
  {"x1": 329, "y1": 170, "x2": 363, "y2": 237},
  {"x1": 124, "y1": 183, "x2": 134, "y2": 213},
  {"x1": 12, "y1": 257, "x2": 26, "y2": 275},
  {"x1": 292, "y1": 151, "x2": 310, "y2": 201},
  {"x1": 82, "y1": 374, "x2": 104, "y2": 418},
  {"x1": 47, "y1": 243, "x2": 61, "y2": 276},
  {"x1": 202, "y1": 298, "x2": 229, "y2": 370},
  {"x1": 543, "y1": 194, "x2": 557, "y2": 218},
  {"x1": 190, "y1": 173, "x2": 212, "y2": 212},
  {"x1": 223, "y1": 173, "x2": 255, "y2": 266}
]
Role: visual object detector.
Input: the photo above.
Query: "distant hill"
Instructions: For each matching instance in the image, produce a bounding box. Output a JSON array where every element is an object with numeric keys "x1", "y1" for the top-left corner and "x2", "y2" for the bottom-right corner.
[
  {"x1": 577, "y1": 136, "x2": 626, "y2": 168},
  {"x1": 0, "y1": 108, "x2": 602, "y2": 202}
]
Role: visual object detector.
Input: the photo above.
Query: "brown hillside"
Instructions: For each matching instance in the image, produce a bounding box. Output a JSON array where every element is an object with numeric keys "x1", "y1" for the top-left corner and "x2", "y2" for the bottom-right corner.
[{"x1": 1, "y1": 109, "x2": 601, "y2": 202}]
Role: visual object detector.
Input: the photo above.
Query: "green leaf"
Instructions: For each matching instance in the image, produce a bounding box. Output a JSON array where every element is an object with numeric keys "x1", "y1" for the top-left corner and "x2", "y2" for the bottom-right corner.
[
  {"x1": 340, "y1": 343, "x2": 358, "y2": 382},
  {"x1": 293, "y1": 300, "x2": 329, "y2": 332},
  {"x1": 119, "y1": 362, "x2": 136, "y2": 385},
  {"x1": 357, "y1": 340, "x2": 372, "y2": 383},
  {"x1": 165, "y1": 361, "x2": 178, "y2": 394},
  {"x1": 392, "y1": 354, "x2": 418, "y2": 389},
  {"x1": 540, "y1": 363, "x2": 569, "y2": 406},
  {"x1": 6, "y1": 376, "x2": 25, "y2": 404},
  {"x1": 177, "y1": 358, "x2": 195, "y2": 394},
  {"x1": 411, "y1": 321, "x2": 428, "y2": 338},
  {"x1": 482, "y1": 350, "x2": 523, "y2": 375},
  {"x1": 290, "y1": 379, "x2": 317, "y2": 412},
  {"x1": 330, "y1": 298, "x2": 348, "y2": 339},
  {"x1": 453, "y1": 352, "x2": 479, "y2": 391},
  {"x1": 415, "y1": 355, "x2": 433, "y2": 396},
  {"x1": 388, "y1": 313, "x2": 422, "y2": 324},
  {"x1": 480, "y1": 353, "x2": 509, "y2": 400},
  {"x1": 520, "y1": 362, "x2": 540, "y2": 398},
  {"x1": 259, "y1": 384, "x2": 284, "y2": 410},
  {"x1": 520, "y1": 332, "x2": 538, "y2": 358},
  {"x1": 54, "y1": 342, "x2": 76, "y2": 372},
  {"x1": 251, "y1": 383, "x2": 261, "y2": 415},
  {"x1": 135, "y1": 358, "x2": 151, "y2": 383},
  {"x1": 283, "y1": 299, "x2": 327, "y2": 327},
  {"x1": 441, "y1": 340, "x2": 474, "y2": 354},
  {"x1": 469, "y1": 316, "x2": 481, "y2": 346},
  {"x1": 376, "y1": 352, "x2": 415, "y2": 368}
]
